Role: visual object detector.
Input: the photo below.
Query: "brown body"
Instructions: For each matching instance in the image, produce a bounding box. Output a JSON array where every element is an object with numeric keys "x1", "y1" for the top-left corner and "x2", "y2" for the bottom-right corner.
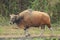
[{"x1": 17, "y1": 10, "x2": 51, "y2": 29}]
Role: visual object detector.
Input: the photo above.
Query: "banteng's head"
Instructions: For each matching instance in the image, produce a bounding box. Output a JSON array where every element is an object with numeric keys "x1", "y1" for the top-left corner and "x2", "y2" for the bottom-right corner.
[
  {"x1": 10, "y1": 14, "x2": 18, "y2": 24},
  {"x1": 10, "y1": 14, "x2": 23, "y2": 24}
]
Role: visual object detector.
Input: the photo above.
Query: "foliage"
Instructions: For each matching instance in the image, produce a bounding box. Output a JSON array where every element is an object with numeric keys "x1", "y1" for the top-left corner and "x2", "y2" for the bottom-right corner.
[{"x1": 0, "y1": 0, "x2": 60, "y2": 25}]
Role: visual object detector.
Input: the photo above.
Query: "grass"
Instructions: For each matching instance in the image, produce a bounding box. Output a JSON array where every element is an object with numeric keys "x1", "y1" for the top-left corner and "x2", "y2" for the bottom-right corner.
[
  {"x1": 0, "y1": 37, "x2": 59, "y2": 40},
  {"x1": 0, "y1": 25, "x2": 24, "y2": 36},
  {"x1": 0, "y1": 24, "x2": 60, "y2": 36}
]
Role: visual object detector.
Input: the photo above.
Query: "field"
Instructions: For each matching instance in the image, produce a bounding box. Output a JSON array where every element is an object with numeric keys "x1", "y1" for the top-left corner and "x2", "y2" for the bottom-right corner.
[{"x1": 0, "y1": 24, "x2": 60, "y2": 40}]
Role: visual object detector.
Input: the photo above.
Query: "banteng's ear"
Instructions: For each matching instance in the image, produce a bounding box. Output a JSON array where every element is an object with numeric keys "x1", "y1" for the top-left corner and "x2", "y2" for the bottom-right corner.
[{"x1": 9, "y1": 14, "x2": 15, "y2": 17}]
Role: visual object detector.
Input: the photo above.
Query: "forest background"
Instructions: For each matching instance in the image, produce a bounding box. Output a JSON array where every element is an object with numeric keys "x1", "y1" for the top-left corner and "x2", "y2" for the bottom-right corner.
[{"x1": 0, "y1": 0, "x2": 60, "y2": 27}]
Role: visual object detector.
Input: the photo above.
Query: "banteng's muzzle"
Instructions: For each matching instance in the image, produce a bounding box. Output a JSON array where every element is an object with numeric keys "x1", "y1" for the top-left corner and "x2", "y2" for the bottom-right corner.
[{"x1": 10, "y1": 21, "x2": 15, "y2": 24}]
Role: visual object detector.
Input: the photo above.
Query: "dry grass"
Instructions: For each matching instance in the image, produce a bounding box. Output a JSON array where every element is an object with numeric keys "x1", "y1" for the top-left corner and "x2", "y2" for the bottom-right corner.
[{"x1": 0, "y1": 25, "x2": 60, "y2": 37}]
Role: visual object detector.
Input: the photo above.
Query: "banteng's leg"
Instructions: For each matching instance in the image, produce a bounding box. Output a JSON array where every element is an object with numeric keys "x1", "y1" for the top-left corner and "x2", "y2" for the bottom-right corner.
[
  {"x1": 40, "y1": 24, "x2": 45, "y2": 36},
  {"x1": 47, "y1": 24, "x2": 53, "y2": 36},
  {"x1": 24, "y1": 26, "x2": 30, "y2": 37}
]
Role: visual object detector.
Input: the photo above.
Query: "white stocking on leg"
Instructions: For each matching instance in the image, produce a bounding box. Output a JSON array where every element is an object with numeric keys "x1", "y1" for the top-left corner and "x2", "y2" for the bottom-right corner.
[
  {"x1": 40, "y1": 25, "x2": 45, "y2": 37},
  {"x1": 40, "y1": 29, "x2": 45, "y2": 37},
  {"x1": 49, "y1": 27, "x2": 54, "y2": 36},
  {"x1": 24, "y1": 28, "x2": 30, "y2": 37}
]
